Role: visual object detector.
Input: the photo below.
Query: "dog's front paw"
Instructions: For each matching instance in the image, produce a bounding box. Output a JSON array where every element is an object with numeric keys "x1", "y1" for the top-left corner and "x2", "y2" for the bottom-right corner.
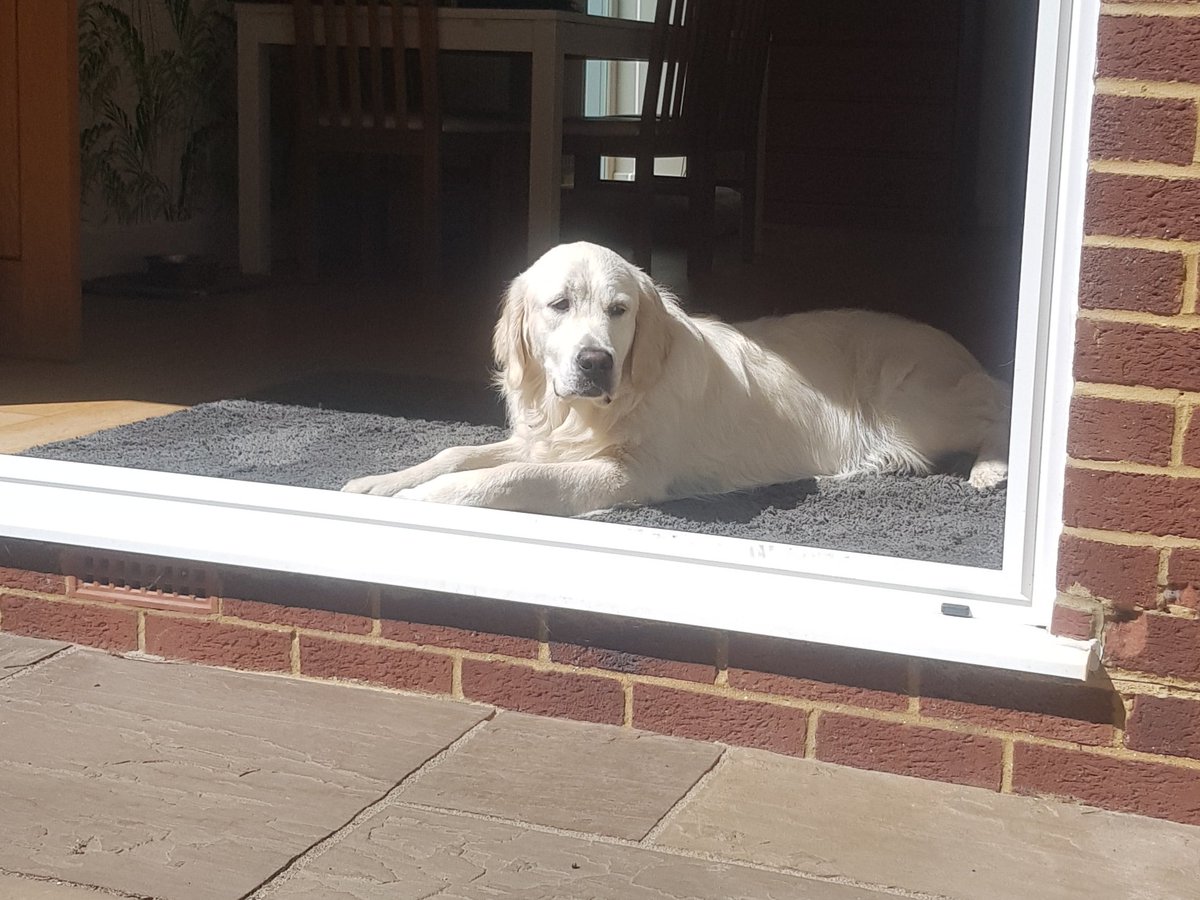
[
  {"x1": 968, "y1": 460, "x2": 1008, "y2": 491},
  {"x1": 342, "y1": 473, "x2": 414, "y2": 496}
]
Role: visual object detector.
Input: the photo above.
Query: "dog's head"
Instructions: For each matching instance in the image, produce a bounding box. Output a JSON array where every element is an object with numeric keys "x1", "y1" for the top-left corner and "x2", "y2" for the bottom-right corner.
[{"x1": 494, "y1": 242, "x2": 674, "y2": 411}]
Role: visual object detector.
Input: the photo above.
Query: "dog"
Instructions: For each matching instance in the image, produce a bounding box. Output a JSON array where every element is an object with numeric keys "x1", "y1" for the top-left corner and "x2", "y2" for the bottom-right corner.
[{"x1": 343, "y1": 242, "x2": 1009, "y2": 515}]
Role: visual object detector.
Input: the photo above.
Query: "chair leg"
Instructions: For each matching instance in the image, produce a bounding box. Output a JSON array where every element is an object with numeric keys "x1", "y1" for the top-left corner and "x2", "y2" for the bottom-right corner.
[
  {"x1": 632, "y1": 152, "x2": 655, "y2": 272},
  {"x1": 687, "y1": 155, "x2": 716, "y2": 278}
]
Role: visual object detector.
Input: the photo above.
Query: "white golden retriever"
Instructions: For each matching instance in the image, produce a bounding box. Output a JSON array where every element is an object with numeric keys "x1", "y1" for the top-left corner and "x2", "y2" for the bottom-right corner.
[{"x1": 344, "y1": 242, "x2": 1009, "y2": 514}]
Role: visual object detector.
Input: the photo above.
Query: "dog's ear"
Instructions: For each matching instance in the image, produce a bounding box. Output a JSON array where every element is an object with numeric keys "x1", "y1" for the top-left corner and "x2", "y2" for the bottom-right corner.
[
  {"x1": 493, "y1": 276, "x2": 533, "y2": 391},
  {"x1": 627, "y1": 270, "x2": 674, "y2": 393}
]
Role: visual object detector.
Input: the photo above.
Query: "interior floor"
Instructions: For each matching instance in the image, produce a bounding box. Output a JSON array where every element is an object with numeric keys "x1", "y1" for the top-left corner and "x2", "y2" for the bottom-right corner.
[{"x1": 0, "y1": 220, "x2": 1022, "y2": 456}]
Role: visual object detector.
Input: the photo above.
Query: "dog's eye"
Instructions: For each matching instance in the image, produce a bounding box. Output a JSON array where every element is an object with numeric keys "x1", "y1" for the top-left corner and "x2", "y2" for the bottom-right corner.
[
  {"x1": 609, "y1": 305, "x2": 628, "y2": 318},
  {"x1": 549, "y1": 297, "x2": 570, "y2": 312}
]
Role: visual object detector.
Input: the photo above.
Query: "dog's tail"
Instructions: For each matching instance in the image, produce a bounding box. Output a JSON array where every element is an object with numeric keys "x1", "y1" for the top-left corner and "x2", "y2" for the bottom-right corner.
[{"x1": 969, "y1": 376, "x2": 1010, "y2": 490}]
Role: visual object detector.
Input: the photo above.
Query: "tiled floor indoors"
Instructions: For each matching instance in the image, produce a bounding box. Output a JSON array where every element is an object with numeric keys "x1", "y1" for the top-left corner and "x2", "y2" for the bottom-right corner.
[{"x1": 1, "y1": 632, "x2": 1197, "y2": 900}]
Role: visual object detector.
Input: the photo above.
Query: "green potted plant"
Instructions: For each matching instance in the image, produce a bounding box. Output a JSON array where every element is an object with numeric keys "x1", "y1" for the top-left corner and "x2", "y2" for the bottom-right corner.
[{"x1": 78, "y1": 0, "x2": 235, "y2": 281}]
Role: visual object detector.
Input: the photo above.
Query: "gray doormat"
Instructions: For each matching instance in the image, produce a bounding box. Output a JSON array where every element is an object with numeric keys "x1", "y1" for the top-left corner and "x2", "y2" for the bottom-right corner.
[{"x1": 24, "y1": 399, "x2": 1005, "y2": 568}]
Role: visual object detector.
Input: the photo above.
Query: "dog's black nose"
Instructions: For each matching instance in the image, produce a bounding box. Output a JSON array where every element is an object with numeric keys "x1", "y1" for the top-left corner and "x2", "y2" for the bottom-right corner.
[{"x1": 576, "y1": 348, "x2": 613, "y2": 374}]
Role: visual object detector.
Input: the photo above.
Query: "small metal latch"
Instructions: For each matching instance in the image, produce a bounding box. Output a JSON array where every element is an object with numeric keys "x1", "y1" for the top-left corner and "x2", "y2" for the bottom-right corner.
[{"x1": 941, "y1": 602, "x2": 972, "y2": 618}]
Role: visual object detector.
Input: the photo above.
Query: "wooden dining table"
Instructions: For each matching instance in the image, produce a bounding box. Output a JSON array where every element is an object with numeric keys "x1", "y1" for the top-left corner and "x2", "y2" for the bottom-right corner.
[{"x1": 235, "y1": 2, "x2": 653, "y2": 275}]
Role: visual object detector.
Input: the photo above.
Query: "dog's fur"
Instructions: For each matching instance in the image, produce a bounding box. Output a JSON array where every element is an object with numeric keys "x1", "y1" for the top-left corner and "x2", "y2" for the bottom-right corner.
[{"x1": 343, "y1": 242, "x2": 1009, "y2": 514}]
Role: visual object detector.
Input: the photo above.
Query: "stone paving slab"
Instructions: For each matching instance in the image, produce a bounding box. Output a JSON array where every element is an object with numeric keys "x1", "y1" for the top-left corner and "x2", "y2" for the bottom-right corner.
[
  {"x1": 0, "y1": 633, "x2": 68, "y2": 679},
  {"x1": 653, "y1": 747, "x2": 1200, "y2": 900},
  {"x1": 0, "y1": 651, "x2": 490, "y2": 900},
  {"x1": 263, "y1": 804, "x2": 889, "y2": 900},
  {"x1": 0, "y1": 871, "x2": 141, "y2": 899},
  {"x1": 399, "y1": 711, "x2": 723, "y2": 840}
]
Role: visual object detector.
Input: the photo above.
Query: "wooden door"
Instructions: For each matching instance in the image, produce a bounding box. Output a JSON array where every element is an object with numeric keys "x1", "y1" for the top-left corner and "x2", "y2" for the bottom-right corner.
[{"x1": 0, "y1": 0, "x2": 81, "y2": 360}]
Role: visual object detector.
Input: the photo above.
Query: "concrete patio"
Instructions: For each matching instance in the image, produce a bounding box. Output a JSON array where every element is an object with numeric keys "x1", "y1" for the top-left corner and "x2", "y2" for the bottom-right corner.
[{"x1": 0, "y1": 632, "x2": 1196, "y2": 900}]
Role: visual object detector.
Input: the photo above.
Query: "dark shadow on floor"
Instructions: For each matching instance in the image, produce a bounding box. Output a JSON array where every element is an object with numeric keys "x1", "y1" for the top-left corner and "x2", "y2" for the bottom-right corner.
[{"x1": 248, "y1": 370, "x2": 507, "y2": 425}]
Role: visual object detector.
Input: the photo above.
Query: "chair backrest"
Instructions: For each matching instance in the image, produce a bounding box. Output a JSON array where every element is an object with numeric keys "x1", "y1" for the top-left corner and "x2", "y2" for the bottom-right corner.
[
  {"x1": 638, "y1": 0, "x2": 699, "y2": 135},
  {"x1": 292, "y1": 0, "x2": 441, "y2": 140},
  {"x1": 639, "y1": 0, "x2": 770, "y2": 150}
]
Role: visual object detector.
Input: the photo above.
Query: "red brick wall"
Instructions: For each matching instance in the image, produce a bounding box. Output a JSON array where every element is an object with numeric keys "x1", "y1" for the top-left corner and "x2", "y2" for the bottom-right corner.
[
  {"x1": 5, "y1": 1, "x2": 1200, "y2": 833},
  {"x1": 1052, "y1": 0, "x2": 1200, "y2": 825}
]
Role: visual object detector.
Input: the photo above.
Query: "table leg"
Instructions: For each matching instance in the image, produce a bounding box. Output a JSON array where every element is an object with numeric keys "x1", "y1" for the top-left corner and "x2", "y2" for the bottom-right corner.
[
  {"x1": 238, "y1": 20, "x2": 272, "y2": 275},
  {"x1": 527, "y1": 21, "x2": 564, "y2": 260}
]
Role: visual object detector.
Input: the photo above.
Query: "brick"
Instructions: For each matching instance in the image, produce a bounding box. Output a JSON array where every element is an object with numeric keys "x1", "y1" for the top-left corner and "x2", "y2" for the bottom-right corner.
[
  {"x1": 1179, "y1": 413, "x2": 1200, "y2": 468},
  {"x1": 1075, "y1": 319, "x2": 1200, "y2": 393},
  {"x1": 727, "y1": 635, "x2": 909, "y2": 711},
  {"x1": 918, "y1": 663, "x2": 1116, "y2": 745},
  {"x1": 223, "y1": 598, "x2": 373, "y2": 635},
  {"x1": 1057, "y1": 534, "x2": 1159, "y2": 610},
  {"x1": 380, "y1": 588, "x2": 540, "y2": 658},
  {"x1": 0, "y1": 565, "x2": 66, "y2": 595},
  {"x1": 1167, "y1": 547, "x2": 1200, "y2": 588},
  {"x1": 220, "y1": 568, "x2": 370, "y2": 616},
  {"x1": 1062, "y1": 468, "x2": 1200, "y2": 540},
  {"x1": 814, "y1": 712, "x2": 1003, "y2": 790},
  {"x1": 1078, "y1": 247, "x2": 1185, "y2": 315},
  {"x1": 1067, "y1": 397, "x2": 1173, "y2": 466},
  {"x1": 460, "y1": 658, "x2": 624, "y2": 725},
  {"x1": 299, "y1": 635, "x2": 451, "y2": 694},
  {"x1": 1097, "y1": 14, "x2": 1200, "y2": 86},
  {"x1": 1125, "y1": 694, "x2": 1200, "y2": 760},
  {"x1": 1172, "y1": 584, "x2": 1200, "y2": 611},
  {"x1": 1012, "y1": 742, "x2": 1200, "y2": 826},
  {"x1": 1084, "y1": 172, "x2": 1200, "y2": 242},
  {"x1": 381, "y1": 619, "x2": 538, "y2": 658},
  {"x1": 548, "y1": 610, "x2": 717, "y2": 683},
  {"x1": 632, "y1": 683, "x2": 807, "y2": 755},
  {"x1": 1050, "y1": 602, "x2": 1099, "y2": 640},
  {"x1": 0, "y1": 540, "x2": 67, "y2": 593},
  {"x1": 143, "y1": 616, "x2": 292, "y2": 672},
  {"x1": 1090, "y1": 95, "x2": 1196, "y2": 165},
  {"x1": 1103, "y1": 612, "x2": 1200, "y2": 680},
  {"x1": 0, "y1": 594, "x2": 136, "y2": 652}
]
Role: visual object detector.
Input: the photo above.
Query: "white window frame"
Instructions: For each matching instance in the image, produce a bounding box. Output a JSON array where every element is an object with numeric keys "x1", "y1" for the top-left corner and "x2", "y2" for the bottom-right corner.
[{"x1": 0, "y1": 0, "x2": 1100, "y2": 679}]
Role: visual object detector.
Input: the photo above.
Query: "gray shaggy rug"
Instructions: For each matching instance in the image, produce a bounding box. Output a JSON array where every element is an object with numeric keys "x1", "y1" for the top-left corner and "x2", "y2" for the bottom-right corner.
[{"x1": 25, "y1": 392, "x2": 1005, "y2": 568}]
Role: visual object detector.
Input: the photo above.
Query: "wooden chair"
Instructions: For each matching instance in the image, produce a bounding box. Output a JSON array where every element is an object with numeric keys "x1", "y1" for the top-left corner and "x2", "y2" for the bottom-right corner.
[
  {"x1": 562, "y1": 0, "x2": 771, "y2": 275},
  {"x1": 291, "y1": 0, "x2": 524, "y2": 284}
]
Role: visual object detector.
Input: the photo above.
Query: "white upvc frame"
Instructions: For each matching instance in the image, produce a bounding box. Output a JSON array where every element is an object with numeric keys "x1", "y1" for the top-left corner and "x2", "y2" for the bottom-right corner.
[{"x1": 0, "y1": 0, "x2": 1100, "y2": 679}]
